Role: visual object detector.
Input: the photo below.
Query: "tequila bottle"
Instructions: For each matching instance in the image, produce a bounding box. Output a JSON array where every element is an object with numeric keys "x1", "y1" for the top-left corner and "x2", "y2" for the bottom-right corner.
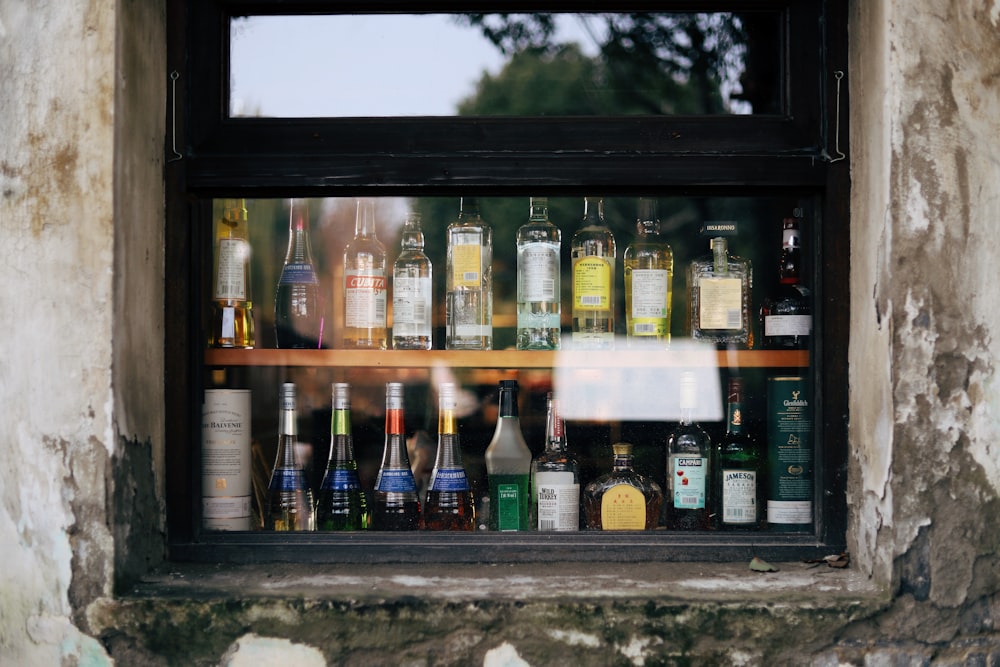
[
  {"x1": 532, "y1": 393, "x2": 579, "y2": 531},
  {"x1": 274, "y1": 199, "x2": 324, "y2": 348},
  {"x1": 342, "y1": 198, "x2": 388, "y2": 349},
  {"x1": 423, "y1": 383, "x2": 476, "y2": 530},
  {"x1": 516, "y1": 196, "x2": 561, "y2": 350},
  {"x1": 688, "y1": 234, "x2": 752, "y2": 348},
  {"x1": 209, "y1": 198, "x2": 254, "y2": 348},
  {"x1": 624, "y1": 197, "x2": 673, "y2": 347},
  {"x1": 264, "y1": 383, "x2": 315, "y2": 531},
  {"x1": 372, "y1": 382, "x2": 421, "y2": 530},
  {"x1": 485, "y1": 380, "x2": 532, "y2": 531},
  {"x1": 445, "y1": 197, "x2": 493, "y2": 350},
  {"x1": 571, "y1": 197, "x2": 616, "y2": 349},
  {"x1": 714, "y1": 377, "x2": 762, "y2": 529},
  {"x1": 315, "y1": 383, "x2": 369, "y2": 530},
  {"x1": 760, "y1": 214, "x2": 811, "y2": 349},
  {"x1": 583, "y1": 443, "x2": 662, "y2": 530},
  {"x1": 665, "y1": 372, "x2": 712, "y2": 530},
  {"x1": 392, "y1": 211, "x2": 433, "y2": 350}
]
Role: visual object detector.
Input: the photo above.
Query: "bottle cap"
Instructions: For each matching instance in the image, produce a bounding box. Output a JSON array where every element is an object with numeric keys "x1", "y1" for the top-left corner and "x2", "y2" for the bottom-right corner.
[
  {"x1": 333, "y1": 382, "x2": 350, "y2": 410},
  {"x1": 612, "y1": 442, "x2": 633, "y2": 456},
  {"x1": 438, "y1": 383, "x2": 457, "y2": 410},
  {"x1": 679, "y1": 372, "x2": 698, "y2": 411},
  {"x1": 499, "y1": 379, "x2": 518, "y2": 390},
  {"x1": 386, "y1": 382, "x2": 403, "y2": 409},
  {"x1": 280, "y1": 383, "x2": 296, "y2": 410}
]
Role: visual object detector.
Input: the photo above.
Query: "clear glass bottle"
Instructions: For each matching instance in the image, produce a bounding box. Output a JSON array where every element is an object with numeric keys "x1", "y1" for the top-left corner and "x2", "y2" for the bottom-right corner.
[
  {"x1": 445, "y1": 197, "x2": 493, "y2": 350},
  {"x1": 532, "y1": 393, "x2": 579, "y2": 531},
  {"x1": 714, "y1": 377, "x2": 762, "y2": 530},
  {"x1": 315, "y1": 382, "x2": 369, "y2": 530},
  {"x1": 264, "y1": 383, "x2": 315, "y2": 531},
  {"x1": 423, "y1": 383, "x2": 476, "y2": 530},
  {"x1": 485, "y1": 380, "x2": 532, "y2": 531},
  {"x1": 688, "y1": 234, "x2": 753, "y2": 349},
  {"x1": 583, "y1": 443, "x2": 662, "y2": 530},
  {"x1": 372, "y1": 382, "x2": 422, "y2": 530},
  {"x1": 571, "y1": 197, "x2": 616, "y2": 349},
  {"x1": 392, "y1": 211, "x2": 433, "y2": 350},
  {"x1": 209, "y1": 198, "x2": 255, "y2": 349},
  {"x1": 665, "y1": 372, "x2": 712, "y2": 530},
  {"x1": 274, "y1": 198, "x2": 324, "y2": 349},
  {"x1": 624, "y1": 197, "x2": 673, "y2": 347},
  {"x1": 760, "y1": 214, "x2": 811, "y2": 349},
  {"x1": 516, "y1": 196, "x2": 561, "y2": 350},
  {"x1": 343, "y1": 198, "x2": 388, "y2": 349}
]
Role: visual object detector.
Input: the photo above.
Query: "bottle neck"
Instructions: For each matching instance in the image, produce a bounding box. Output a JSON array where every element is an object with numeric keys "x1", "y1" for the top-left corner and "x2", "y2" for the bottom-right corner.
[
  {"x1": 458, "y1": 197, "x2": 481, "y2": 225},
  {"x1": 582, "y1": 197, "x2": 604, "y2": 227},
  {"x1": 612, "y1": 452, "x2": 634, "y2": 472},
  {"x1": 529, "y1": 197, "x2": 549, "y2": 223},
  {"x1": 222, "y1": 199, "x2": 247, "y2": 232},
  {"x1": 726, "y1": 378, "x2": 744, "y2": 435},
  {"x1": 286, "y1": 199, "x2": 314, "y2": 263},
  {"x1": 497, "y1": 384, "x2": 519, "y2": 419},
  {"x1": 712, "y1": 237, "x2": 729, "y2": 274},
  {"x1": 636, "y1": 198, "x2": 659, "y2": 237},
  {"x1": 545, "y1": 396, "x2": 567, "y2": 453},
  {"x1": 779, "y1": 220, "x2": 802, "y2": 285},
  {"x1": 400, "y1": 215, "x2": 424, "y2": 251},
  {"x1": 354, "y1": 199, "x2": 378, "y2": 239}
]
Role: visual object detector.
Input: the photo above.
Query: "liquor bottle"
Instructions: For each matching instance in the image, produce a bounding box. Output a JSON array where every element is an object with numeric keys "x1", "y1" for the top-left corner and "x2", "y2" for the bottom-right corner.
[
  {"x1": 532, "y1": 393, "x2": 580, "y2": 531},
  {"x1": 624, "y1": 197, "x2": 673, "y2": 347},
  {"x1": 485, "y1": 380, "x2": 532, "y2": 531},
  {"x1": 665, "y1": 372, "x2": 712, "y2": 530},
  {"x1": 423, "y1": 383, "x2": 476, "y2": 530},
  {"x1": 516, "y1": 196, "x2": 561, "y2": 350},
  {"x1": 571, "y1": 197, "x2": 616, "y2": 349},
  {"x1": 766, "y1": 376, "x2": 813, "y2": 532},
  {"x1": 315, "y1": 382, "x2": 369, "y2": 530},
  {"x1": 371, "y1": 382, "x2": 422, "y2": 530},
  {"x1": 583, "y1": 443, "x2": 662, "y2": 530},
  {"x1": 343, "y1": 198, "x2": 388, "y2": 350},
  {"x1": 391, "y1": 210, "x2": 433, "y2": 350},
  {"x1": 714, "y1": 377, "x2": 762, "y2": 530},
  {"x1": 760, "y1": 213, "x2": 811, "y2": 349},
  {"x1": 274, "y1": 198, "x2": 324, "y2": 349},
  {"x1": 688, "y1": 231, "x2": 752, "y2": 348},
  {"x1": 209, "y1": 198, "x2": 255, "y2": 348},
  {"x1": 445, "y1": 197, "x2": 493, "y2": 350},
  {"x1": 264, "y1": 383, "x2": 315, "y2": 531}
]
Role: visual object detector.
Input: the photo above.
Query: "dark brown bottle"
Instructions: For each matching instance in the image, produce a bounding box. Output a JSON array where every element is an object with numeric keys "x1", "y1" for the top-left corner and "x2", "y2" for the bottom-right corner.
[{"x1": 760, "y1": 214, "x2": 811, "y2": 349}]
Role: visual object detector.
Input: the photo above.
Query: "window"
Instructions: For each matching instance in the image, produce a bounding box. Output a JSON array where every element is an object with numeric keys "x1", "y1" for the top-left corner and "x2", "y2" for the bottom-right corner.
[{"x1": 166, "y1": 0, "x2": 849, "y2": 563}]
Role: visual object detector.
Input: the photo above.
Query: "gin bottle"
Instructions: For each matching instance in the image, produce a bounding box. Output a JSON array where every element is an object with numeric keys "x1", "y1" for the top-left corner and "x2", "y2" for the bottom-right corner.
[
  {"x1": 688, "y1": 234, "x2": 752, "y2": 348},
  {"x1": 391, "y1": 211, "x2": 433, "y2": 350},
  {"x1": 423, "y1": 383, "x2": 476, "y2": 530},
  {"x1": 714, "y1": 377, "x2": 762, "y2": 529},
  {"x1": 343, "y1": 198, "x2": 388, "y2": 349},
  {"x1": 571, "y1": 197, "x2": 615, "y2": 349},
  {"x1": 264, "y1": 383, "x2": 315, "y2": 531},
  {"x1": 372, "y1": 382, "x2": 422, "y2": 530},
  {"x1": 445, "y1": 197, "x2": 493, "y2": 350},
  {"x1": 665, "y1": 372, "x2": 712, "y2": 530},
  {"x1": 485, "y1": 380, "x2": 532, "y2": 531},
  {"x1": 583, "y1": 443, "x2": 662, "y2": 530},
  {"x1": 532, "y1": 393, "x2": 579, "y2": 531},
  {"x1": 209, "y1": 198, "x2": 255, "y2": 349},
  {"x1": 624, "y1": 197, "x2": 673, "y2": 347},
  {"x1": 274, "y1": 199, "x2": 324, "y2": 349},
  {"x1": 760, "y1": 214, "x2": 811, "y2": 349},
  {"x1": 516, "y1": 197, "x2": 561, "y2": 350},
  {"x1": 316, "y1": 383, "x2": 369, "y2": 530}
]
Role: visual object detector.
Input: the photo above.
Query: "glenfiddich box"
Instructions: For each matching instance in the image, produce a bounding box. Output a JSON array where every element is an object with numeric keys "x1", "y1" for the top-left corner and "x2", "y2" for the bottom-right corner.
[
  {"x1": 766, "y1": 376, "x2": 813, "y2": 531},
  {"x1": 202, "y1": 389, "x2": 252, "y2": 531}
]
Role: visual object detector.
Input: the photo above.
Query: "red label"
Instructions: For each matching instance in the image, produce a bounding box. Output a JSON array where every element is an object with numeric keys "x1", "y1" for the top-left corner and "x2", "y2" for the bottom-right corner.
[{"x1": 346, "y1": 275, "x2": 386, "y2": 292}]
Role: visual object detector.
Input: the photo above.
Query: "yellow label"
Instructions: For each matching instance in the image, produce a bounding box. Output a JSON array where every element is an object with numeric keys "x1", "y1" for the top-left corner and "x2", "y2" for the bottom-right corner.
[
  {"x1": 573, "y1": 256, "x2": 611, "y2": 310},
  {"x1": 600, "y1": 484, "x2": 646, "y2": 530},
  {"x1": 698, "y1": 277, "x2": 742, "y2": 329},
  {"x1": 452, "y1": 244, "x2": 482, "y2": 288}
]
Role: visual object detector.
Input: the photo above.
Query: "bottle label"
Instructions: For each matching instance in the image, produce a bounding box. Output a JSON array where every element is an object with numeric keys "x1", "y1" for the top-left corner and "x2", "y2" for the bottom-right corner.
[
  {"x1": 215, "y1": 239, "x2": 248, "y2": 300},
  {"x1": 767, "y1": 500, "x2": 813, "y2": 524},
  {"x1": 722, "y1": 469, "x2": 757, "y2": 524},
  {"x1": 698, "y1": 277, "x2": 743, "y2": 329},
  {"x1": 320, "y1": 469, "x2": 361, "y2": 491},
  {"x1": 345, "y1": 270, "x2": 387, "y2": 328},
  {"x1": 451, "y1": 242, "x2": 482, "y2": 288},
  {"x1": 669, "y1": 455, "x2": 707, "y2": 509},
  {"x1": 495, "y1": 483, "x2": 524, "y2": 531},
  {"x1": 428, "y1": 467, "x2": 470, "y2": 492},
  {"x1": 520, "y1": 244, "x2": 559, "y2": 302},
  {"x1": 629, "y1": 268, "x2": 669, "y2": 334},
  {"x1": 764, "y1": 315, "x2": 812, "y2": 337},
  {"x1": 202, "y1": 497, "x2": 252, "y2": 530},
  {"x1": 375, "y1": 468, "x2": 418, "y2": 493},
  {"x1": 202, "y1": 389, "x2": 251, "y2": 531},
  {"x1": 392, "y1": 275, "x2": 432, "y2": 325},
  {"x1": 573, "y1": 256, "x2": 612, "y2": 310},
  {"x1": 535, "y1": 473, "x2": 579, "y2": 531},
  {"x1": 599, "y1": 483, "x2": 646, "y2": 530},
  {"x1": 269, "y1": 467, "x2": 307, "y2": 491},
  {"x1": 278, "y1": 262, "x2": 319, "y2": 285}
]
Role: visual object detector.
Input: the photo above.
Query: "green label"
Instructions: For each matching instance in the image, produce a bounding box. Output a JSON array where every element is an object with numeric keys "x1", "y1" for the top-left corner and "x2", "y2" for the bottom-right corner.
[{"x1": 496, "y1": 484, "x2": 521, "y2": 531}]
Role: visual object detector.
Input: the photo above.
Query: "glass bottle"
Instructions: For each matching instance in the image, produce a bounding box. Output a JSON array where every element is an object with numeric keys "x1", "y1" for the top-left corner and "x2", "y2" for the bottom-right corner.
[
  {"x1": 343, "y1": 198, "x2": 388, "y2": 350},
  {"x1": 423, "y1": 383, "x2": 476, "y2": 530},
  {"x1": 315, "y1": 382, "x2": 369, "y2": 530},
  {"x1": 209, "y1": 198, "x2": 255, "y2": 349},
  {"x1": 571, "y1": 197, "x2": 616, "y2": 349},
  {"x1": 532, "y1": 393, "x2": 579, "y2": 531},
  {"x1": 264, "y1": 383, "x2": 315, "y2": 531},
  {"x1": 714, "y1": 377, "x2": 762, "y2": 530},
  {"x1": 516, "y1": 196, "x2": 561, "y2": 350},
  {"x1": 392, "y1": 211, "x2": 433, "y2": 350},
  {"x1": 445, "y1": 197, "x2": 493, "y2": 350},
  {"x1": 583, "y1": 443, "x2": 662, "y2": 530},
  {"x1": 760, "y1": 213, "x2": 811, "y2": 349},
  {"x1": 274, "y1": 198, "x2": 324, "y2": 349},
  {"x1": 688, "y1": 233, "x2": 753, "y2": 348},
  {"x1": 665, "y1": 372, "x2": 712, "y2": 530},
  {"x1": 371, "y1": 382, "x2": 422, "y2": 530},
  {"x1": 624, "y1": 197, "x2": 673, "y2": 348},
  {"x1": 485, "y1": 380, "x2": 532, "y2": 531}
]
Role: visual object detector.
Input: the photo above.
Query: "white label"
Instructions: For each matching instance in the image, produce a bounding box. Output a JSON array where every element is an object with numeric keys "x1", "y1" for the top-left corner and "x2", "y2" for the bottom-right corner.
[
  {"x1": 698, "y1": 277, "x2": 743, "y2": 330},
  {"x1": 630, "y1": 269, "x2": 669, "y2": 318},
  {"x1": 535, "y1": 472, "x2": 579, "y2": 531},
  {"x1": 202, "y1": 390, "x2": 251, "y2": 531},
  {"x1": 221, "y1": 306, "x2": 235, "y2": 339},
  {"x1": 215, "y1": 239, "x2": 247, "y2": 300},
  {"x1": 764, "y1": 315, "x2": 812, "y2": 336},
  {"x1": 520, "y1": 244, "x2": 559, "y2": 302},
  {"x1": 669, "y1": 455, "x2": 707, "y2": 509},
  {"x1": 392, "y1": 275, "x2": 432, "y2": 325},
  {"x1": 345, "y1": 270, "x2": 387, "y2": 328},
  {"x1": 767, "y1": 499, "x2": 812, "y2": 524},
  {"x1": 721, "y1": 469, "x2": 757, "y2": 524}
]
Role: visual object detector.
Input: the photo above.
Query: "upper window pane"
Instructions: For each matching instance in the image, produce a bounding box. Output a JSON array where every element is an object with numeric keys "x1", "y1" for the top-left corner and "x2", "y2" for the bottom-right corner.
[{"x1": 229, "y1": 12, "x2": 781, "y2": 118}]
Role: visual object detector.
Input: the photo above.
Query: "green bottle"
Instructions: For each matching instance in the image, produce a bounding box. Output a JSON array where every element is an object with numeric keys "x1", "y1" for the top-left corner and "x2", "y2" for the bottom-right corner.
[{"x1": 316, "y1": 382, "x2": 369, "y2": 530}]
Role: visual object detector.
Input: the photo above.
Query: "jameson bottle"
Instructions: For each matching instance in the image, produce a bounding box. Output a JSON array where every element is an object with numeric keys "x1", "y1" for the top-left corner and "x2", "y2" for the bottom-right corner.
[
  {"x1": 485, "y1": 380, "x2": 532, "y2": 531},
  {"x1": 688, "y1": 228, "x2": 753, "y2": 349},
  {"x1": 516, "y1": 196, "x2": 561, "y2": 350},
  {"x1": 372, "y1": 382, "x2": 422, "y2": 530},
  {"x1": 571, "y1": 197, "x2": 616, "y2": 349},
  {"x1": 423, "y1": 383, "x2": 476, "y2": 530},
  {"x1": 264, "y1": 383, "x2": 315, "y2": 531},
  {"x1": 391, "y1": 211, "x2": 433, "y2": 350},
  {"x1": 760, "y1": 213, "x2": 812, "y2": 349},
  {"x1": 714, "y1": 377, "x2": 762, "y2": 530},
  {"x1": 316, "y1": 383, "x2": 369, "y2": 531},
  {"x1": 532, "y1": 393, "x2": 580, "y2": 531},
  {"x1": 624, "y1": 197, "x2": 673, "y2": 347},
  {"x1": 665, "y1": 372, "x2": 712, "y2": 530},
  {"x1": 583, "y1": 443, "x2": 662, "y2": 530},
  {"x1": 209, "y1": 198, "x2": 255, "y2": 348},
  {"x1": 445, "y1": 197, "x2": 493, "y2": 350},
  {"x1": 343, "y1": 198, "x2": 388, "y2": 350},
  {"x1": 275, "y1": 198, "x2": 324, "y2": 349}
]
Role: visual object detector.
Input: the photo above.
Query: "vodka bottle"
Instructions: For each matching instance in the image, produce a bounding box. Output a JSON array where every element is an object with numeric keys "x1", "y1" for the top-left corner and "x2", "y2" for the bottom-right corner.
[
  {"x1": 485, "y1": 380, "x2": 532, "y2": 531},
  {"x1": 209, "y1": 198, "x2": 255, "y2": 348},
  {"x1": 264, "y1": 383, "x2": 315, "y2": 531},
  {"x1": 532, "y1": 393, "x2": 580, "y2": 531},
  {"x1": 665, "y1": 372, "x2": 712, "y2": 530},
  {"x1": 423, "y1": 383, "x2": 476, "y2": 530},
  {"x1": 714, "y1": 377, "x2": 762, "y2": 529},
  {"x1": 372, "y1": 382, "x2": 422, "y2": 530},
  {"x1": 688, "y1": 234, "x2": 753, "y2": 348},
  {"x1": 445, "y1": 197, "x2": 493, "y2": 350},
  {"x1": 516, "y1": 197, "x2": 561, "y2": 350},
  {"x1": 391, "y1": 211, "x2": 433, "y2": 350},
  {"x1": 760, "y1": 214, "x2": 811, "y2": 349},
  {"x1": 274, "y1": 199, "x2": 324, "y2": 348},
  {"x1": 583, "y1": 443, "x2": 662, "y2": 530},
  {"x1": 571, "y1": 197, "x2": 616, "y2": 349},
  {"x1": 342, "y1": 198, "x2": 388, "y2": 349},
  {"x1": 624, "y1": 197, "x2": 673, "y2": 347},
  {"x1": 316, "y1": 383, "x2": 369, "y2": 530}
]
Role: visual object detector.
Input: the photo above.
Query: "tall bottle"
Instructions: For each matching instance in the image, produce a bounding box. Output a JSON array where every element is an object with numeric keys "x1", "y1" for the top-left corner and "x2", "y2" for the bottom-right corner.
[
  {"x1": 209, "y1": 198, "x2": 255, "y2": 348},
  {"x1": 571, "y1": 197, "x2": 616, "y2": 349},
  {"x1": 445, "y1": 197, "x2": 493, "y2": 350},
  {"x1": 372, "y1": 382, "x2": 422, "y2": 530},
  {"x1": 714, "y1": 377, "x2": 762, "y2": 530},
  {"x1": 343, "y1": 198, "x2": 388, "y2": 349},
  {"x1": 264, "y1": 383, "x2": 315, "y2": 531},
  {"x1": 315, "y1": 383, "x2": 369, "y2": 530},
  {"x1": 392, "y1": 211, "x2": 433, "y2": 350},
  {"x1": 688, "y1": 232, "x2": 753, "y2": 349},
  {"x1": 485, "y1": 380, "x2": 532, "y2": 531},
  {"x1": 423, "y1": 383, "x2": 476, "y2": 530},
  {"x1": 624, "y1": 197, "x2": 673, "y2": 347},
  {"x1": 516, "y1": 197, "x2": 561, "y2": 350},
  {"x1": 760, "y1": 213, "x2": 811, "y2": 349},
  {"x1": 532, "y1": 393, "x2": 580, "y2": 531},
  {"x1": 274, "y1": 199, "x2": 324, "y2": 349},
  {"x1": 583, "y1": 443, "x2": 662, "y2": 530},
  {"x1": 665, "y1": 372, "x2": 712, "y2": 530}
]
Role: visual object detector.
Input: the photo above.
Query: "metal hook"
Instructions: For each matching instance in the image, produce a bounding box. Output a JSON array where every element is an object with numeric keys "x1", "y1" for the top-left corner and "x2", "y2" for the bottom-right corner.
[
  {"x1": 168, "y1": 70, "x2": 183, "y2": 162},
  {"x1": 828, "y1": 70, "x2": 846, "y2": 163}
]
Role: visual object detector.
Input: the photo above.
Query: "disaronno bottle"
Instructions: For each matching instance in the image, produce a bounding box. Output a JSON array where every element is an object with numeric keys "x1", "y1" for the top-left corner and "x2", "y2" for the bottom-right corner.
[
  {"x1": 688, "y1": 225, "x2": 752, "y2": 348},
  {"x1": 583, "y1": 443, "x2": 662, "y2": 530}
]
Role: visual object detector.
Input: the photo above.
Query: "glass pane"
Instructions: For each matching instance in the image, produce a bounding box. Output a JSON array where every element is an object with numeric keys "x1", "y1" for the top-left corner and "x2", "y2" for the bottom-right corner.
[{"x1": 229, "y1": 13, "x2": 780, "y2": 118}]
